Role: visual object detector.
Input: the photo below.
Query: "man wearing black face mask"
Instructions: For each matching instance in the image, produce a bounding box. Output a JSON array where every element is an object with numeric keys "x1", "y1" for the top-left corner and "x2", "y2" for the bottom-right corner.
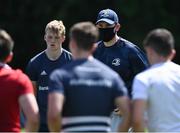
[
  {"x1": 98, "y1": 25, "x2": 116, "y2": 42},
  {"x1": 93, "y1": 8, "x2": 149, "y2": 131}
]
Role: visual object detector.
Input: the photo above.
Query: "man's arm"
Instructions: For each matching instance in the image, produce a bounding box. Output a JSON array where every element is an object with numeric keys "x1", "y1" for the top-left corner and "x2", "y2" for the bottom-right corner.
[
  {"x1": 132, "y1": 99, "x2": 147, "y2": 132},
  {"x1": 19, "y1": 93, "x2": 39, "y2": 132},
  {"x1": 132, "y1": 74, "x2": 148, "y2": 132},
  {"x1": 31, "y1": 81, "x2": 37, "y2": 96},
  {"x1": 47, "y1": 92, "x2": 64, "y2": 132},
  {"x1": 115, "y1": 96, "x2": 131, "y2": 132},
  {"x1": 129, "y1": 46, "x2": 149, "y2": 75}
]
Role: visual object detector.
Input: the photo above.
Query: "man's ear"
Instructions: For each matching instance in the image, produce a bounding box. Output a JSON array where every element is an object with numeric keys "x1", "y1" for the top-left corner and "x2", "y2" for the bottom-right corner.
[
  {"x1": 91, "y1": 43, "x2": 97, "y2": 54},
  {"x1": 169, "y1": 49, "x2": 176, "y2": 60},
  {"x1": 61, "y1": 35, "x2": 65, "y2": 43},
  {"x1": 5, "y1": 52, "x2": 13, "y2": 63},
  {"x1": 115, "y1": 23, "x2": 121, "y2": 32},
  {"x1": 69, "y1": 39, "x2": 76, "y2": 53}
]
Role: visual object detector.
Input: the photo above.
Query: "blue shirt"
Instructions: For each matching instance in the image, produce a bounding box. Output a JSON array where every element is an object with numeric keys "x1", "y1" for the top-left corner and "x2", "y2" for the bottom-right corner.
[
  {"x1": 49, "y1": 58, "x2": 127, "y2": 132},
  {"x1": 26, "y1": 49, "x2": 72, "y2": 131},
  {"x1": 93, "y1": 38, "x2": 149, "y2": 97}
]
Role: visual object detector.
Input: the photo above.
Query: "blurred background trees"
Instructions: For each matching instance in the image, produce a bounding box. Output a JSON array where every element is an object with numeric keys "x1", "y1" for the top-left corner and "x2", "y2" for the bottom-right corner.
[{"x1": 0, "y1": 0, "x2": 179, "y2": 70}]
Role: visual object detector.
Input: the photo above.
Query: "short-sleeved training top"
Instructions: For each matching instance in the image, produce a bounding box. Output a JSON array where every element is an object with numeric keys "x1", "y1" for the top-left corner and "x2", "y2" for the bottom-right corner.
[
  {"x1": 49, "y1": 58, "x2": 127, "y2": 132},
  {"x1": 133, "y1": 61, "x2": 180, "y2": 132},
  {"x1": 26, "y1": 49, "x2": 72, "y2": 131},
  {"x1": 93, "y1": 38, "x2": 149, "y2": 97},
  {"x1": 0, "y1": 65, "x2": 33, "y2": 132}
]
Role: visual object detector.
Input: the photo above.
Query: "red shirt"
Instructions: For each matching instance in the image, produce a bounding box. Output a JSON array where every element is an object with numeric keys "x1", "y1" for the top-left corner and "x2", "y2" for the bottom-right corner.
[{"x1": 0, "y1": 66, "x2": 33, "y2": 132}]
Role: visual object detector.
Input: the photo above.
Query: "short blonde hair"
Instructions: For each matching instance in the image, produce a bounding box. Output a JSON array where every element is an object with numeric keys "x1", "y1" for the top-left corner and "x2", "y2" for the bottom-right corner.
[{"x1": 45, "y1": 20, "x2": 65, "y2": 36}]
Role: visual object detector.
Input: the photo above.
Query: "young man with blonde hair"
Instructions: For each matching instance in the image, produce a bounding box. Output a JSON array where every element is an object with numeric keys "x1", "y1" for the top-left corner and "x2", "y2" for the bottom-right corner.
[
  {"x1": 26, "y1": 20, "x2": 72, "y2": 132},
  {"x1": 0, "y1": 29, "x2": 39, "y2": 132}
]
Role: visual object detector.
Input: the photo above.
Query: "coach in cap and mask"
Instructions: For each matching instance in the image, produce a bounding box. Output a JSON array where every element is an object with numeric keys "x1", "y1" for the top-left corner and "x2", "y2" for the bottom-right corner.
[{"x1": 93, "y1": 8, "x2": 149, "y2": 131}]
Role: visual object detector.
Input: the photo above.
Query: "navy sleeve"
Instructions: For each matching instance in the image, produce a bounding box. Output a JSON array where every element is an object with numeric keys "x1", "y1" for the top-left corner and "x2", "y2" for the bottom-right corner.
[
  {"x1": 48, "y1": 69, "x2": 65, "y2": 94},
  {"x1": 112, "y1": 74, "x2": 128, "y2": 98},
  {"x1": 128, "y1": 46, "x2": 149, "y2": 75},
  {"x1": 26, "y1": 60, "x2": 38, "y2": 81}
]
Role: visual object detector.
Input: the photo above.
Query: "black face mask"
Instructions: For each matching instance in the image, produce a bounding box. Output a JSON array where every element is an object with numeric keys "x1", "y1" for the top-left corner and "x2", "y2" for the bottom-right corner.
[{"x1": 99, "y1": 27, "x2": 115, "y2": 42}]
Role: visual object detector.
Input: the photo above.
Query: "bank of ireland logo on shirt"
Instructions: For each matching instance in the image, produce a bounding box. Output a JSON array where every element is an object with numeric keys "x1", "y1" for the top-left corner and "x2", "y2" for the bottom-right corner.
[{"x1": 112, "y1": 58, "x2": 120, "y2": 66}]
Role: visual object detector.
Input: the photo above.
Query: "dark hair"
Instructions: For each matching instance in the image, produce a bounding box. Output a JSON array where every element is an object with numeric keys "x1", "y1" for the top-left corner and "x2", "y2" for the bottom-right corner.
[
  {"x1": 0, "y1": 29, "x2": 14, "y2": 61},
  {"x1": 69, "y1": 21, "x2": 99, "y2": 50},
  {"x1": 143, "y1": 28, "x2": 174, "y2": 57}
]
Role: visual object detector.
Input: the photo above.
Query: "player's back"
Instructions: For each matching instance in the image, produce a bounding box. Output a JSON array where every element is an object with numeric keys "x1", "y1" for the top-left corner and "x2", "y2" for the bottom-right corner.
[
  {"x1": 136, "y1": 61, "x2": 180, "y2": 131},
  {"x1": 51, "y1": 58, "x2": 126, "y2": 132},
  {"x1": 0, "y1": 67, "x2": 29, "y2": 132}
]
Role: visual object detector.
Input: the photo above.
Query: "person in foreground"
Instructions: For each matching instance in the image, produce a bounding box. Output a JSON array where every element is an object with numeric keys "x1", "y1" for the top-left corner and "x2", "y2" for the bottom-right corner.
[
  {"x1": 93, "y1": 8, "x2": 149, "y2": 131},
  {"x1": 26, "y1": 20, "x2": 72, "y2": 131},
  {"x1": 0, "y1": 29, "x2": 39, "y2": 132},
  {"x1": 132, "y1": 28, "x2": 180, "y2": 132},
  {"x1": 47, "y1": 21, "x2": 130, "y2": 132}
]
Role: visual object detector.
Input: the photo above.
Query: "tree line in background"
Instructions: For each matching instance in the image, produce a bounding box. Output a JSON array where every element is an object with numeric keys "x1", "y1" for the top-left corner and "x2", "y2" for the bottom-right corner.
[{"x1": 0, "y1": 0, "x2": 179, "y2": 70}]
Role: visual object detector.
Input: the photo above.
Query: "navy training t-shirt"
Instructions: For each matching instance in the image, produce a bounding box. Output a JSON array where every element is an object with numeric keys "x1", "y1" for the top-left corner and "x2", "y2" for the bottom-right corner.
[
  {"x1": 49, "y1": 58, "x2": 127, "y2": 132},
  {"x1": 93, "y1": 38, "x2": 149, "y2": 97},
  {"x1": 26, "y1": 49, "x2": 72, "y2": 131}
]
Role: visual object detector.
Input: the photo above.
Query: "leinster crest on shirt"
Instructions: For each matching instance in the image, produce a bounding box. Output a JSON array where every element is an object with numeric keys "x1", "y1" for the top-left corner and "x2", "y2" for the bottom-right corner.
[{"x1": 112, "y1": 58, "x2": 120, "y2": 66}]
